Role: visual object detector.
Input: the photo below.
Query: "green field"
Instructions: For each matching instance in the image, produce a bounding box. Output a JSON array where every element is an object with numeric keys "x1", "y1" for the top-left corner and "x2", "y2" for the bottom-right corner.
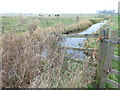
[
  {"x1": 1, "y1": 14, "x2": 104, "y2": 33},
  {"x1": 2, "y1": 16, "x2": 76, "y2": 30}
]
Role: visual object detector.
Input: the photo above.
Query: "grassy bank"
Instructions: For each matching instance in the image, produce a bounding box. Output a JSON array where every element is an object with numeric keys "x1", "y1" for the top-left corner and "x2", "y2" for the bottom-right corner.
[{"x1": 107, "y1": 15, "x2": 118, "y2": 30}]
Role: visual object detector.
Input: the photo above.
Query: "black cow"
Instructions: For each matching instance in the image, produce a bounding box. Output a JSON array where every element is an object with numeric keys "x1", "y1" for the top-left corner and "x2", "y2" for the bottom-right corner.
[
  {"x1": 55, "y1": 14, "x2": 59, "y2": 18},
  {"x1": 39, "y1": 14, "x2": 43, "y2": 16}
]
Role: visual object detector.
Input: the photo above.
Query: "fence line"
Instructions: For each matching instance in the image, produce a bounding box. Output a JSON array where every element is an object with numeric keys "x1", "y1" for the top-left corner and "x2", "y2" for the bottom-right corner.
[
  {"x1": 113, "y1": 55, "x2": 120, "y2": 61},
  {"x1": 60, "y1": 26, "x2": 120, "y2": 88},
  {"x1": 110, "y1": 69, "x2": 120, "y2": 75},
  {"x1": 99, "y1": 30, "x2": 118, "y2": 88},
  {"x1": 97, "y1": 29, "x2": 109, "y2": 82},
  {"x1": 99, "y1": 34, "x2": 120, "y2": 88},
  {"x1": 107, "y1": 78, "x2": 120, "y2": 88}
]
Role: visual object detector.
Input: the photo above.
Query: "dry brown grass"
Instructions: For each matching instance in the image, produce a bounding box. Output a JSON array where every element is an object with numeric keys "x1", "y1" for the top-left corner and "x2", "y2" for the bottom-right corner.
[
  {"x1": 54, "y1": 19, "x2": 93, "y2": 34},
  {"x1": 0, "y1": 36, "x2": 2, "y2": 89},
  {"x1": 1, "y1": 20, "x2": 97, "y2": 88},
  {"x1": 28, "y1": 20, "x2": 39, "y2": 34},
  {"x1": 2, "y1": 29, "x2": 63, "y2": 87},
  {"x1": 29, "y1": 19, "x2": 93, "y2": 35}
]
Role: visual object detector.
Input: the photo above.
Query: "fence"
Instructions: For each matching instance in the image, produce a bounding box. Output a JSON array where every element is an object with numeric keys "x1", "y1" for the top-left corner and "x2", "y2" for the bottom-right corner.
[
  {"x1": 61, "y1": 27, "x2": 120, "y2": 88},
  {"x1": 96, "y1": 28, "x2": 120, "y2": 88}
]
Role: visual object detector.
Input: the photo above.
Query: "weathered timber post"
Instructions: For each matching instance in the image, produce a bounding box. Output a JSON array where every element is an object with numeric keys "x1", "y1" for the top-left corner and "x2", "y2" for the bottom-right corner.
[
  {"x1": 2, "y1": 26, "x2": 4, "y2": 35},
  {"x1": 96, "y1": 28, "x2": 109, "y2": 87},
  {"x1": 99, "y1": 30, "x2": 118, "y2": 88}
]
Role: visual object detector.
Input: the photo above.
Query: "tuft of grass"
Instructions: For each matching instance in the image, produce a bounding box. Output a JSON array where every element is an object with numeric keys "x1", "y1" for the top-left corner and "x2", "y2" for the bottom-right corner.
[
  {"x1": 89, "y1": 18, "x2": 103, "y2": 24},
  {"x1": 105, "y1": 83, "x2": 114, "y2": 88}
]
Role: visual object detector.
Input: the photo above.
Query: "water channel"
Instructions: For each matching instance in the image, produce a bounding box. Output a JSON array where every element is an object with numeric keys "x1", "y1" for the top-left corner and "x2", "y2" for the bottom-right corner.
[{"x1": 61, "y1": 20, "x2": 108, "y2": 60}]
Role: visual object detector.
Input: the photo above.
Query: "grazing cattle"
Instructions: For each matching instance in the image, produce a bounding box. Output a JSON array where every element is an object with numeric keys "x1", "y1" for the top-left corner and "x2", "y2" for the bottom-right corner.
[
  {"x1": 39, "y1": 14, "x2": 43, "y2": 17},
  {"x1": 55, "y1": 14, "x2": 59, "y2": 18},
  {"x1": 39, "y1": 14, "x2": 41, "y2": 16}
]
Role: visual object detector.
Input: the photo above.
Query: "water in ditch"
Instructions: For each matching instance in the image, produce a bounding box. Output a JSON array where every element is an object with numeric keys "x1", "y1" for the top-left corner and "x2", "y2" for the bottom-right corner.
[{"x1": 61, "y1": 20, "x2": 108, "y2": 60}]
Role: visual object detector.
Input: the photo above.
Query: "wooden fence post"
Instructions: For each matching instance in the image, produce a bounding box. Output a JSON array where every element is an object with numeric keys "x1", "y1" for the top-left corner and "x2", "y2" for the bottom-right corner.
[
  {"x1": 96, "y1": 28, "x2": 109, "y2": 86},
  {"x1": 99, "y1": 30, "x2": 118, "y2": 88},
  {"x1": 2, "y1": 26, "x2": 4, "y2": 35}
]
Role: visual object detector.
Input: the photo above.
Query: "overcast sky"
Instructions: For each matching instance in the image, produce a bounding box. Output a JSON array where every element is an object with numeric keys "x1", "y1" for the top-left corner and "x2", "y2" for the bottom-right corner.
[{"x1": 0, "y1": 0, "x2": 119, "y2": 14}]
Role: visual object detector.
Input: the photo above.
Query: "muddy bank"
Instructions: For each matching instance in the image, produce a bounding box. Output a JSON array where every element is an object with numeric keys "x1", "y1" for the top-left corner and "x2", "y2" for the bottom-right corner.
[{"x1": 63, "y1": 24, "x2": 92, "y2": 34}]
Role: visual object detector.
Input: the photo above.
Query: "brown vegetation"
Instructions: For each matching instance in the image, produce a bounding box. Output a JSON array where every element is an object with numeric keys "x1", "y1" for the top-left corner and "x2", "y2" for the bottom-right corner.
[
  {"x1": 1, "y1": 26, "x2": 97, "y2": 88},
  {"x1": 1, "y1": 17, "x2": 102, "y2": 88},
  {"x1": 57, "y1": 20, "x2": 93, "y2": 34}
]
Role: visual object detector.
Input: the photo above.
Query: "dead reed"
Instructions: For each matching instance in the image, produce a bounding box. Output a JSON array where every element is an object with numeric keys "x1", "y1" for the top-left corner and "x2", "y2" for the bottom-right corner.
[{"x1": 1, "y1": 20, "x2": 97, "y2": 88}]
